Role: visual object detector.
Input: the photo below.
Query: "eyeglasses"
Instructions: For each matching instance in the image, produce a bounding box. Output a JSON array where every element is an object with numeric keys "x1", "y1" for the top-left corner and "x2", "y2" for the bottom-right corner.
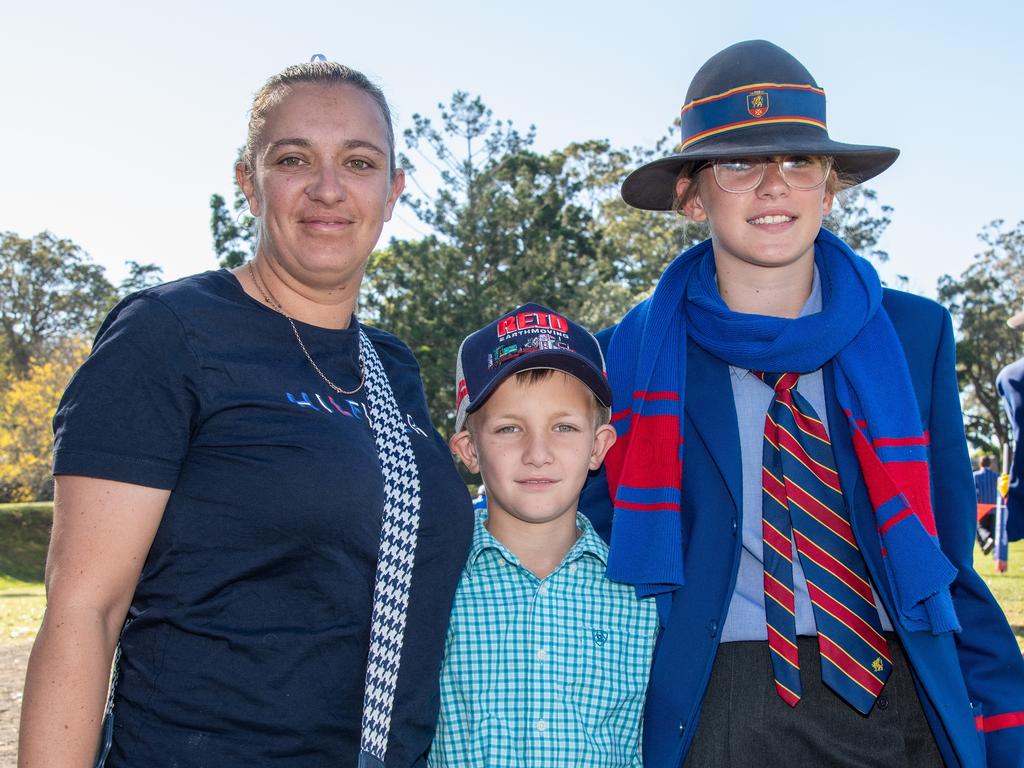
[{"x1": 694, "y1": 156, "x2": 833, "y2": 193}]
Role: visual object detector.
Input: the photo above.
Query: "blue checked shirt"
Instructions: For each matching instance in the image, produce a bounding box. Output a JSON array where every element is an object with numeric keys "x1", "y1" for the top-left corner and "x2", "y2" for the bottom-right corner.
[{"x1": 429, "y1": 510, "x2": 658, "y2": 768}]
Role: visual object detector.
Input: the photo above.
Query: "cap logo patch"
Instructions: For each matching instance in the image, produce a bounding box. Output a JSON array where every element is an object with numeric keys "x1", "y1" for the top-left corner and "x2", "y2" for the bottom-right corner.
[
  {"x1": 497, "y1": 311, "x2": 569, "y2": 337},
  {"x1": 488, "y1": 332, "x2": 572, "y2": 370},
  {"x1": 747, "y1": 90, "x2": 769, "y2": 118}
]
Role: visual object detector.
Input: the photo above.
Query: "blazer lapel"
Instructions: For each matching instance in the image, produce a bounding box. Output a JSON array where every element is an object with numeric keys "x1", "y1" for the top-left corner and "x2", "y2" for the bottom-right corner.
[{"x1": 685, "y1": 340, "x2": 743, "y2": 513}]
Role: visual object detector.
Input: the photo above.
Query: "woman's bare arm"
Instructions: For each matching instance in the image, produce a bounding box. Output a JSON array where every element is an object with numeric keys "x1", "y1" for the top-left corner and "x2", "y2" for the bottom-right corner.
[{"x1": 18, "y1": 476, "x2": 169, "y2": 768}]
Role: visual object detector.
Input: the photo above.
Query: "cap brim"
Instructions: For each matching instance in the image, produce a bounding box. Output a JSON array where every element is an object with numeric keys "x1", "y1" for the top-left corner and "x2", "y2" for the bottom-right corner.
[
  {"x1": 621, "y1": 129, "x2": 900, "y2": 211},
  {"x1": 466, "y1": 350, "x2": 612, "y2": 418}
]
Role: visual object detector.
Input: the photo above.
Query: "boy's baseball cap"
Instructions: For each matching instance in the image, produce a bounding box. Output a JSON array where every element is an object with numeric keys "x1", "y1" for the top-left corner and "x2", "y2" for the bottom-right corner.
[{"x1": 454, "y1": 303, "x2": 612, "y2": 432}]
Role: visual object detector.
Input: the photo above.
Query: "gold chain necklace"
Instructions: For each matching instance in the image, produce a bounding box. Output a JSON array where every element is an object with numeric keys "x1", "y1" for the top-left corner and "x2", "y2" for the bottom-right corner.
[{"x1": 247, "y1": 261, "x2": 365, "y2": 395}]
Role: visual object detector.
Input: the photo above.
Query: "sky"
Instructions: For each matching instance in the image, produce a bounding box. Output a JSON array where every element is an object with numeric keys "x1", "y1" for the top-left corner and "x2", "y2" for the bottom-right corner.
[{"x1": 3, "y1": 0, "x2": 1021, "y2": 301}]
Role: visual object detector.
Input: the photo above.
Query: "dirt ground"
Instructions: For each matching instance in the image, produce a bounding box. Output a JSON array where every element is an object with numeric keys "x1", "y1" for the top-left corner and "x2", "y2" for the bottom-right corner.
[{"x1": 0, "y1": 641, "x2": 30, "y2": 766}]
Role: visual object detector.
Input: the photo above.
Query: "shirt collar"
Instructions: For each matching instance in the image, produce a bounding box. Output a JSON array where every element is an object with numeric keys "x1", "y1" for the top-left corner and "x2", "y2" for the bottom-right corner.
[
  {"x1": 465, "y1": 508, "x2": 609, "y2": 574},
  {"x1": 730, "y1": 265, "x2": 823, "y2": 381}
]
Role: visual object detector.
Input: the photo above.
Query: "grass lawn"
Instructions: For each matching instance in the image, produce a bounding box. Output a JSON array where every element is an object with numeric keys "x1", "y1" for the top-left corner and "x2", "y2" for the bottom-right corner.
[
  {"x1": 0, "y1": 502, "x2": 51, "y2": 643},
  {"x1": 0, "y1": 501, "x2": 1021, "y2": 649},
  {"x1": 0, "y1": 502, "x2": 51, "y2": 585},
  {"x1": 974, "y1": 538, "x2": 1024, "y2": 651}
]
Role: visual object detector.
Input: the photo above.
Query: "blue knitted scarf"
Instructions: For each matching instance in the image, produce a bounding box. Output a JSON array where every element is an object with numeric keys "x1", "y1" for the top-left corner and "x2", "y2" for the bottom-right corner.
[{"x1": 604, "y1": 229, "x2": 959, "y2": 634}]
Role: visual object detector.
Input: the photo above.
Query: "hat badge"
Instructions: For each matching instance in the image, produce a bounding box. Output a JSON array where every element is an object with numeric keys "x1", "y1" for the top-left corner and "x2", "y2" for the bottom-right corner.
[{"x1": 747, "y1": 90, "x2": 769, "y2": 118}]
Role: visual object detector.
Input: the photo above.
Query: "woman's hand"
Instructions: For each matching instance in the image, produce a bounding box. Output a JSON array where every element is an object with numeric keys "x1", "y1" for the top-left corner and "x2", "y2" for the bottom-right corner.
[{"x1": 18, "y1": 476, "x2": 168, "y2": 767}]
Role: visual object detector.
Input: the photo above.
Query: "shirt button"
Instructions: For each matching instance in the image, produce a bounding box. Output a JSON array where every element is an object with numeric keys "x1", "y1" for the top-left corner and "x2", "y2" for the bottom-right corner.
[
  {"x1": 568, "y1": 562, "x2": 578, "y2": 573},
  {"x1": 538, "y1": 583, "x2": 549, "y2": 596},
  {"x1": 877, "y1": 696, "x2": 889, "y2": 710},
  {"x1": 536, "y1": 648, "x2": 548, "y2": 662},
  {"x1": 536, "y1": 718, "x2": 547, "y2": 732}
]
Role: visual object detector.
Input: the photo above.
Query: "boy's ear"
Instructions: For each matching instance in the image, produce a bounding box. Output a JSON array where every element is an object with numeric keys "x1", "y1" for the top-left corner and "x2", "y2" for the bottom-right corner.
[
  {"x1": 589, "y1": 424, "x2": 617, "y2": 471},
  {"x1": 449, "y1": 429, "x2": 480, "y2": 473}
]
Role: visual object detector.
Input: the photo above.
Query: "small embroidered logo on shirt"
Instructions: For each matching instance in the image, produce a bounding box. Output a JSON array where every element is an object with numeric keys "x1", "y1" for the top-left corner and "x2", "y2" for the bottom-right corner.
[{"x1": 592, "y1": 629, "x2": 608, "y2": 647}]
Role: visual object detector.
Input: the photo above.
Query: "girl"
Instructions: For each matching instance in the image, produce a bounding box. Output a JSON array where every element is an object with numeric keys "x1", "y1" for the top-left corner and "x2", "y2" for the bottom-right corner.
[{"x1": 582, "y1": 39, "x2": 1024, "y2": 767}]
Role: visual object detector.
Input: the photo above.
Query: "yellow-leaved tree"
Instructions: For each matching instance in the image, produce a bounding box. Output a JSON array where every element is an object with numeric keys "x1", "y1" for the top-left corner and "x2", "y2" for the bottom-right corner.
[{"x1": 0, "y1": 339, "x2": 90, "y2": 501}]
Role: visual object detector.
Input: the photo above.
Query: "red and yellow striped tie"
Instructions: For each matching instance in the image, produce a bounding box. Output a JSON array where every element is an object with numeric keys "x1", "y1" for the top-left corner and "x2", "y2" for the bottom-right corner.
[{"x1": 757, "y1": 371, "x2": 892, "y2": 714}]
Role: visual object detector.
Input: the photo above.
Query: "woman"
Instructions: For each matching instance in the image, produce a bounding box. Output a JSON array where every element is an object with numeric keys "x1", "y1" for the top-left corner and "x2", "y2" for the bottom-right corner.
[
  {"x1": 581, "y1": 40, "x2": 1024, "y2": 766},
  {"x1": 19, "y1": 61, "x2": 473, "y2": 767}
]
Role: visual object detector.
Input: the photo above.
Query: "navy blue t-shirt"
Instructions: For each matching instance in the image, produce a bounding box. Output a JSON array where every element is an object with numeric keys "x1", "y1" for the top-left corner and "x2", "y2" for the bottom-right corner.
[{"x1": 52, "y1": 270, "x2": 473, "y2": 767}]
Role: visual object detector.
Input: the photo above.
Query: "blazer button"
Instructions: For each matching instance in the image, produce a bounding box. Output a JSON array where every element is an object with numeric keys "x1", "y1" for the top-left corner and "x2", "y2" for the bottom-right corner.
[
  {"x1": 730, "y1": 517, "x2": 738, "y2": 534},
  {"x1": 678, "y1": 721, "x2": 686, "y2": 736},
  {"x1": 706, "y1": 620, "x2": 718, "y2": 637}
]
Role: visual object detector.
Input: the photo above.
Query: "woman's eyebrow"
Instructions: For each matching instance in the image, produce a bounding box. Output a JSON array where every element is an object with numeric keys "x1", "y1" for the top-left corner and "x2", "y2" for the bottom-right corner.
[
  {"x1": 265, "y1": 137, "x2": 385, "y2": 156},
  {"x1": 342, "y1": 139, "x2": 387, "y2": 156},
  {"x1": 267, "y1": 137, "x2": 312, "y2": 151}
]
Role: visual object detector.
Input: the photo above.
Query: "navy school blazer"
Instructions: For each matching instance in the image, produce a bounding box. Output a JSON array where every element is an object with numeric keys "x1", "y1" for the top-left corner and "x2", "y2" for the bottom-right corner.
[
  {"x1": 996, "y1": 357, "x2": 1024, "y2": 542},
  {"x1": 581, "y1": 288, "x2": 1024, "y2": 768}
]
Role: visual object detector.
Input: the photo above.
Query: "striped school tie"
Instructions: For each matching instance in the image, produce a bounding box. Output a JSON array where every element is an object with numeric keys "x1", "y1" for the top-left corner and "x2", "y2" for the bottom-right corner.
[{"x1": 756, "y1": 371, "x2": 892, "y2": 714}]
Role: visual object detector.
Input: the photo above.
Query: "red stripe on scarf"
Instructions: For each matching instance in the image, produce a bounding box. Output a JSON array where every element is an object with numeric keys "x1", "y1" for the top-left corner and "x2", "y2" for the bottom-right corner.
[
  {"x1": 873, "y1": 433, "x2": 930, "y2": 448},
  {"x1": 616, "y1": 500, "x2": 681, "y2": 512},
  {"x1": 849, "y1": 429, "x2": 938, "y2": 537},
  {"x1": 633, "y1": 390, "x2": 680, "y2": 401},
  {"x1": 975, "y1": 711, "x2": 1024, "y2": 732},
  {"x1": 878, "y1": 506, "x2": 914, "y2": 535},
  {"x1": 605, "y1": 413, "x2": 682, "y2": 497}
]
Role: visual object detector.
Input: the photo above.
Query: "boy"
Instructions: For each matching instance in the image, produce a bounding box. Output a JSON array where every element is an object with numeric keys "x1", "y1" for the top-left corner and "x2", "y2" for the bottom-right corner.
[
  {"x1": 429, "y1": 303, "x2": 658, "y2": 768},
  {"x1": 582, "y1": 39, "x2": 1024, "y2": 767}
]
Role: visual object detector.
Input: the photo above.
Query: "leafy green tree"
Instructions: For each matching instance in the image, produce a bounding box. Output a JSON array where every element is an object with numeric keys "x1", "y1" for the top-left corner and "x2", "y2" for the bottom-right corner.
[
  {"x1": 119, "y1": 260, "x2": 164, "y2": 296},
  {"x1": 363, "y1": 93, "x2": 608, "y2": 435},
  {"x1": 0, "y1": 231, "x2": 115, "y2": 377},
  {"x1": 826, "y1": 186, "x2": 894, "y2": 265},
  {"x1": 937, "y1": 219, "x2": 1024, "y2": 454},
  {"x1": 0, "y1": 339, "x2": 89, "y2": 501},
  {"x1": 210, "y1": 147, "x2": 255, "y2": 268},
  {"x1": 560, "y1": 134, "x2": 707, "y2": 318}
]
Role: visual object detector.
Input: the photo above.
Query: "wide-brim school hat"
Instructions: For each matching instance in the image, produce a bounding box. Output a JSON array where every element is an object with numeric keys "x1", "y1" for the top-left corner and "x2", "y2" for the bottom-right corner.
[
  {"x1": 621, "y1": 39, "x2": 900, "y2": 211},
  {"x1": 454, "y1": 303, "x2": 612, "y2": 433}
]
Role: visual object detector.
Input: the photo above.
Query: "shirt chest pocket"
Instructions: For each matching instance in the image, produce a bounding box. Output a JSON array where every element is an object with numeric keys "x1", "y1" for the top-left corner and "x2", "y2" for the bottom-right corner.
[{"x1": 554, "y1": 620, "x2": 651, "y2": 735}]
